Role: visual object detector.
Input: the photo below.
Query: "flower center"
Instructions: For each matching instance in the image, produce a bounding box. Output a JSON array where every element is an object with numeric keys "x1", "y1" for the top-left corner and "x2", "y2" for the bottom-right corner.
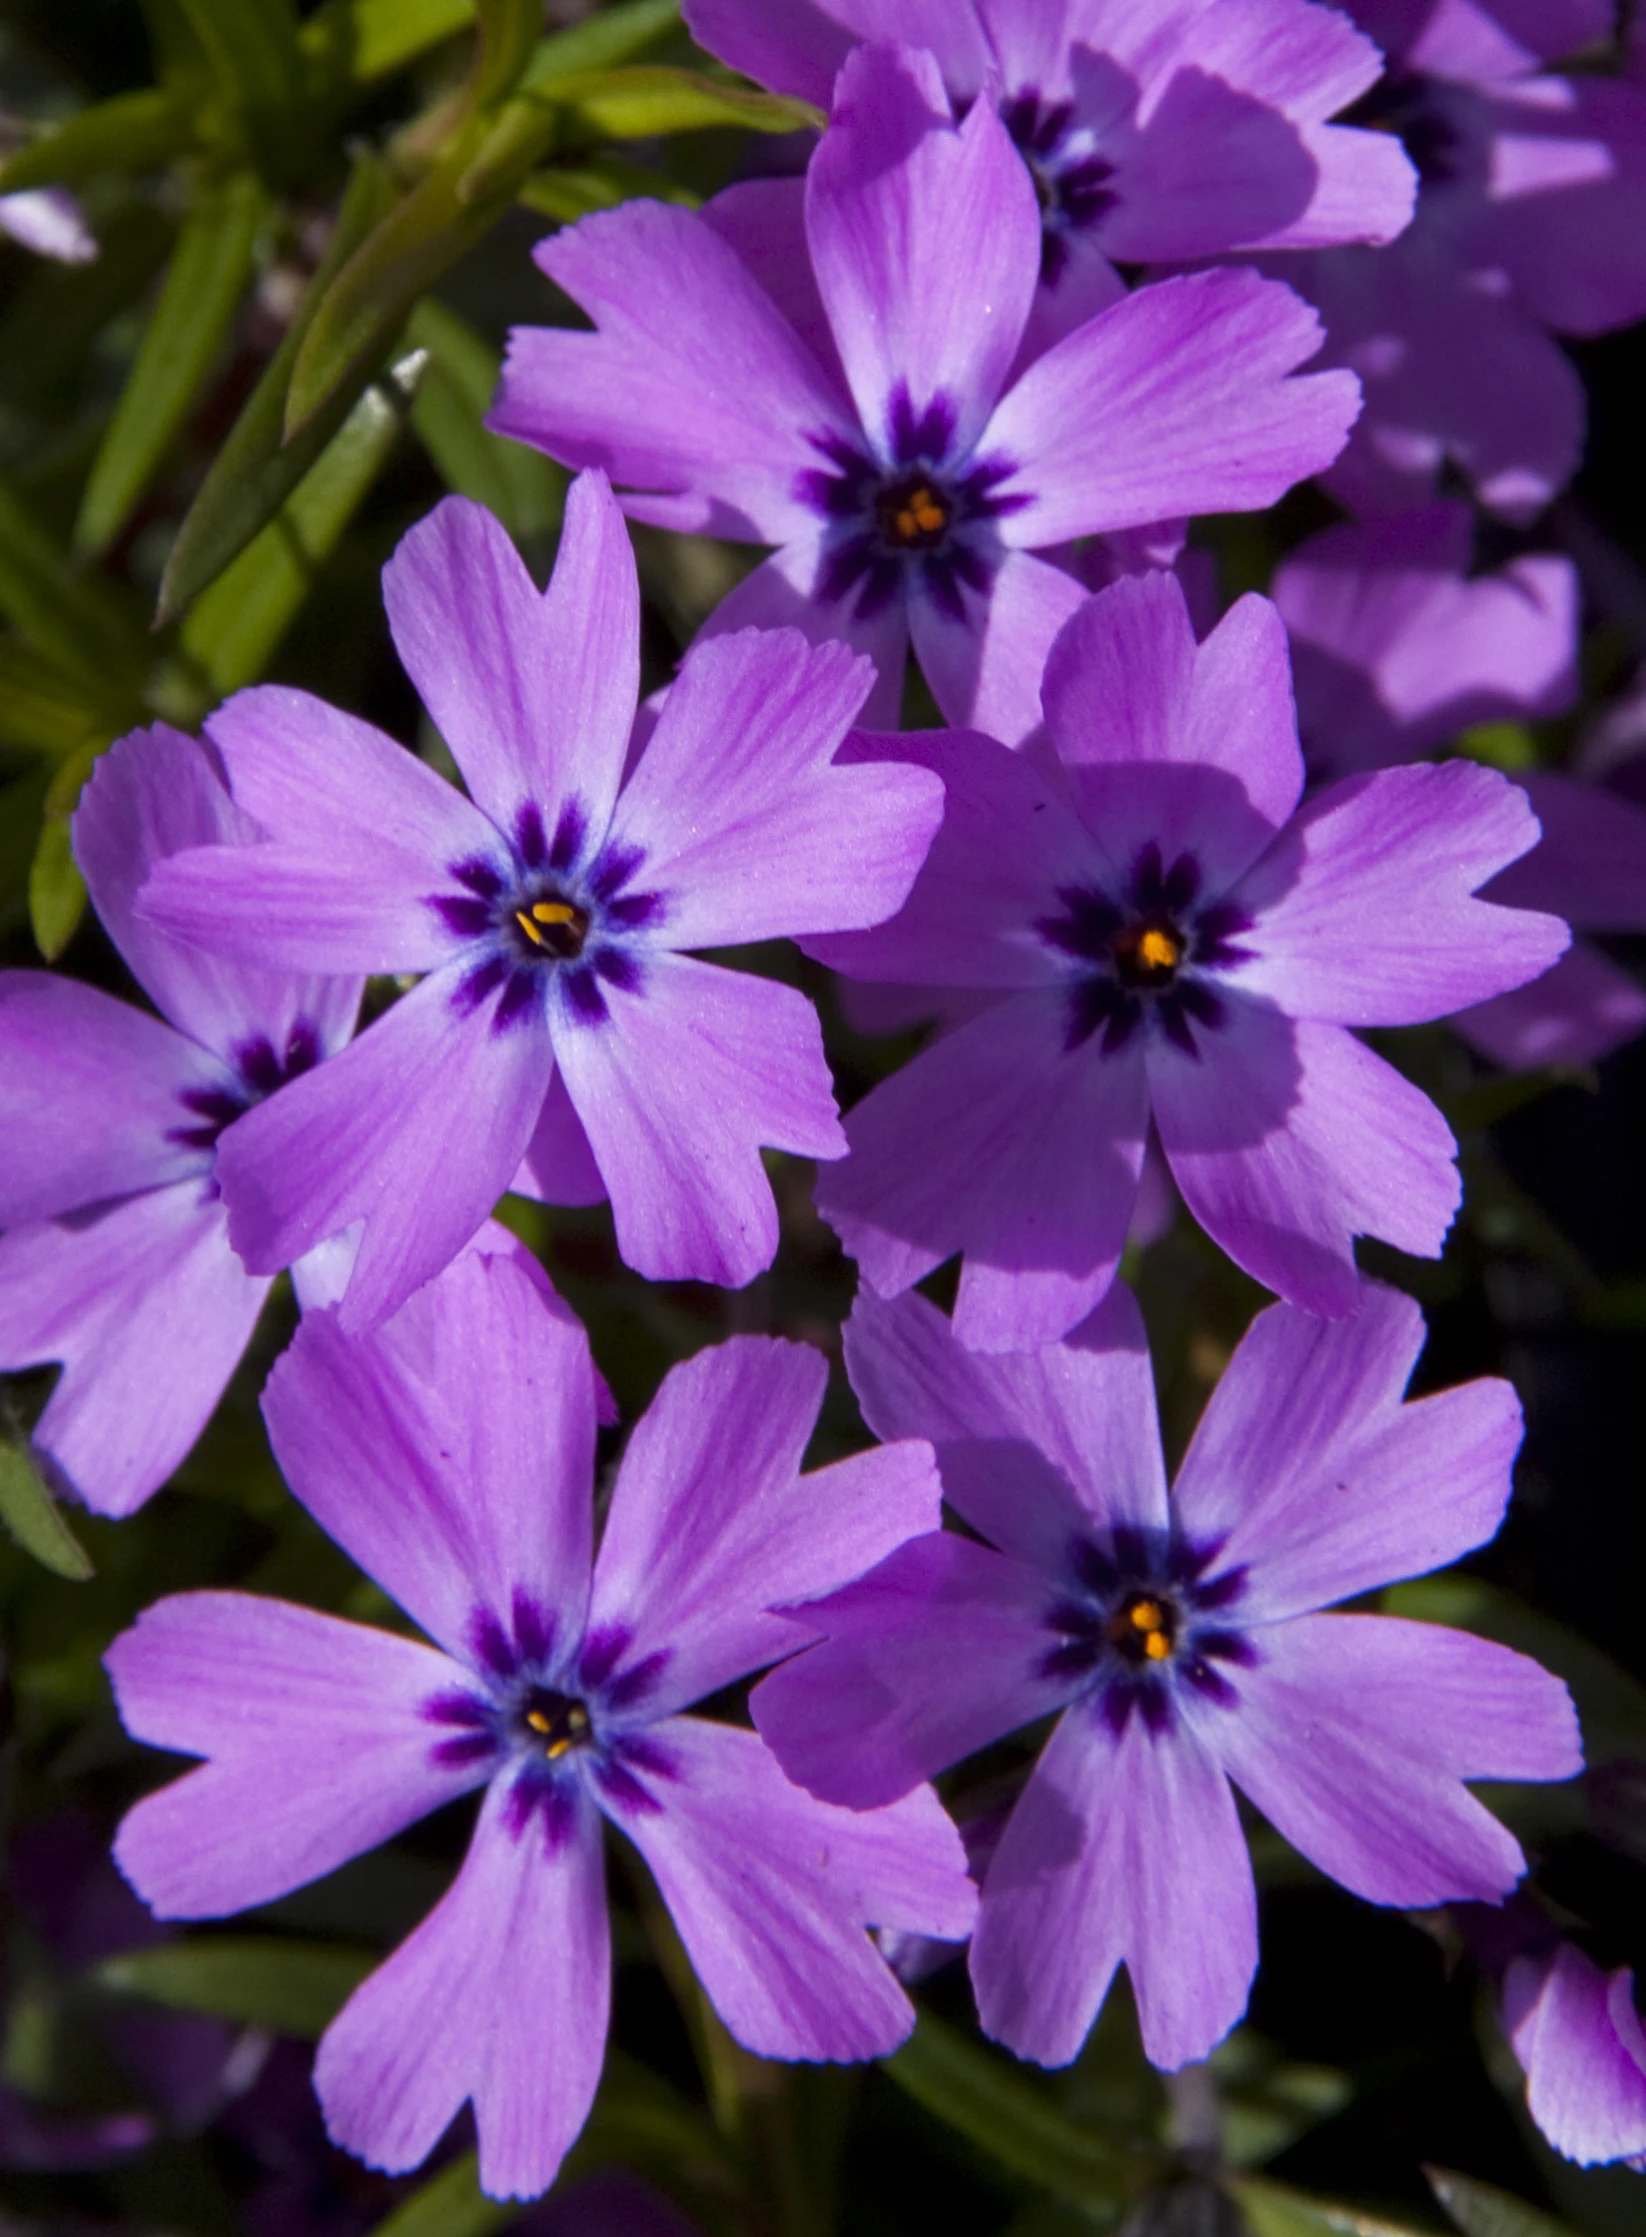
[
  {"x1": 1106, "y1": 1590, "x2": 1177, "y2": 1666},
  {"x1": 1113, "y1": 915, "x2": 1183, "y2": 990},
  {"x1": 512, "y1": 894, "x2": 589, "y2": 960},
  {"x1": 519, "y1": 1686, "x2": 591, "y2": 1760},
  {"x1": 875, "y1": 474, "x2": 952, "y2": 551}
]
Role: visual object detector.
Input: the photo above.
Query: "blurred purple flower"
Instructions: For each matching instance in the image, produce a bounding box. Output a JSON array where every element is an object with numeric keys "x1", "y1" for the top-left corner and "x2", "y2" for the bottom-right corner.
[
  {"x1": 139, "y1": 474, "x2": 941, "y2": 1329},
  {"x1": 1504, "y1": 1941, "x2": 1646, "y2": 2168},
  {"x1": 107, "y1": 1251, "x2": 973, "y2": 2199},
  {"x1": 0, "y1": 726, "x2": 362, "y2": 1514},
  {"x1": 685, "y1": 0, "x2": 1414, "y2": 329},
  {"x1": 754, "y1": 1277, "x2": 1581, "y2": 2069},
  {"x1": 490, "y1": 42, "x2": 1361, "y2": 743},
  {"x1": 0, "y1": 187, "x2": 95, "y2": 262},
  {"x1": 810, "y1": 569, "x2": 1567, "y2": 1347}
]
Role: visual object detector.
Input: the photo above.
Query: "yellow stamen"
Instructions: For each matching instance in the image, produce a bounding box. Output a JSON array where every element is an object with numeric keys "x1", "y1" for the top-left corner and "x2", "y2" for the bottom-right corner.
[
  {"x1": 515, "y1": 908, "x2": 546, "y2": 948},
  {"x1": 1129, "y1": 1599, "x2": 1165, "y2": 1633},
  {"x1": 1135, "y1": 927, "x2": 1181, "y2": 973},
  {"x1": 893, "y1": 486, "x2": 948, "y2": 541},
  {"x1": 531, "y1": 900, "x2": 578, "y2": 926},
  {"x1": 1143, "y1": 1630, "x2": 1171, "y2": 1662},
  {"x1": 525, "y1": 1708, "x2": 555, "y2": 1734}
]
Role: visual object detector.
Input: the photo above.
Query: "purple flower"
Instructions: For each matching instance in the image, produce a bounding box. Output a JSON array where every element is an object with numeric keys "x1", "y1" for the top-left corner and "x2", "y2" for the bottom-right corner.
[
  {"x1": 1275, "y1": 0, "x2": 1646, "y2": 518},
  {"x1": 138, "y1": 473, "x2": 941, "y2": 1330},
  {"x1": 685, "y1": 0, "x2": 1414, "y2": 317},
  {"x1": 107, "y1": 1250, "x2": 974, "y2": 2199},
  {"x1": 0, "y1": 725, "x2": 361, "y2": 1515},
  {"x1": 752, "y1": 1277, "x2": 1581, "y2": 2070},
  {"x1": 0, "y1": 186, "x2": 95, "y2": 262},
  {"x1": 1272, "y1": 502, "x2": 1578, "y2": 779},
  {"x1": 1504, "y1": 1941, "x2": 1646, "y2": 2168},
  {"x1": 809, "y1": 569, "x2": 1568, "y2": 1347},
  {"x1": 489, "y1": 42, "x2": 1360, "y2": 743}
]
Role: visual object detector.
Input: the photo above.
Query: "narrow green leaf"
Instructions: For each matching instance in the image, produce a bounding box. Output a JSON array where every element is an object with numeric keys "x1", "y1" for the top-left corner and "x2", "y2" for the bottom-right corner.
[
  {"x1": 0, "y1": 1442, "x2": 94, "y2": 1583},
  {"x1": 882, "y1": 2013, "x2": 1132, "y2": 2214},
  {"x1": 552, "y1": 65, "x2": 821, "y2": 142},
  {"x1": 75, "y1": 168, "x2": 267, "y2": 560},
  {"x1": 473, "y1": 0, "x2": 545, "y2": 111},
  {"x1": 367, "y1": 2152, "x2": 519, "y2": 2237},
  {"x1": 160, "y1": 150, "x2": 398, "y2": 619},
  {"x1": 0, "y1": 89, "x2": 195, "y2": 194},
  {"x1": 1427, "y1": 2167, "x2": 1584, "y2": 2237},
  {"x1": 406, "y1": 297, "x2": 562, "y2": 542},
  {"x1": 0, "y1": 645, "x2": 108, "y2": 759},
  {"x1": 174, "y1": 0, "x2": 311, "y2": 180},
  {"x1": 28, "y1": 737, "x2": 106, "y2": 960},
  {"x1": 1231, "y1": 2176, "x2": 1436, "y2": 2237},
  {"x1": 516, "y1": 155, "x2": 699, "y2": 222},
  {"x1": 0, "y1": 473, "x2": 146, "y2": 676},
  {"x1": 0, "y1": 765, "x2": 51, "y2": 935},
  {"x1": 179, "y1": 347, "x2": 424, "y2": 698},
  {"x1": 301, "y1": 0, "x2": 476, "y2": 88},
  {"x1": 519, "y1": 0, "x2": 681, "y2": 84},
  {"x1": 95, "y1": 1937, "x2": 374, "y2": 2038}
]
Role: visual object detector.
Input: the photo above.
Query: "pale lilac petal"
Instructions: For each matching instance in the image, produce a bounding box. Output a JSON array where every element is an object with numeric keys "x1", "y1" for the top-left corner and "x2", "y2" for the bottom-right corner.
[
  {"x1": 701, "y1": 179, "x2": 846, "y2": 391},
  {"x1": 805, "y1": 727, "x2": 1092, "y2": 992},
  {"x1": 1506, "y1": 1945, "x2": 1646, "y2": 2167},
  {"x1": 1173, "y1": 1283, "x2": 1523, "y2": 1620},
  {"x1": 316, "y1": 1780, "x2": 609, "y2": 2200},
  {"x1": 589, "y1": 1336, "x2": 939, "y2": 1715},
  {"x1": 1352, "y1": 0, "x2": 1609, "y2": 79},
  {"x1": 805, "y1": 44, "x2": 1038, "y2": 457},
  {"x1": 109, "y1": 1594, "x2": 481, "y2": 1917},
  {"x1": 215, "y1": 968, "x2": 551, "y2": 1331},
  {"x1": 909, "y1": 549, "x2": 1089, "y2": 746},
  {"x1": 1146, "y1": 0, "x2": 1385, "y2": 124},
  {"x1": 607, "y1": 628, "x2": 939, "y2": 943},
  {"x1": 609, "y1": 1718, "x2": 971, "y2": 2060},
  {"x1": 0, "y1": 186, "x2": 97, "y2": 262},
  {"x1": 0, "y1": 1180, "x2": 268, "y2": 1519},
  {"x1": 205, "y1": 684, "x2": 496, "y2": 880},
  {"x1": 1098, "y1": 73, "x2": 1328, "y2": 264},
  {"x1": 492, "y1": 202, "x2": 853, "y2": 544},
  {"x1": 383, "y1": 478, "x2": 638, "y2": 837},
  {"x1": 75, "y1": 723, "x2": 361, "y2": 1065},
  {"x1": 264, "y1": 1252, "x2": 595, "y2": 1666},
  {"x1": 817, "y1": 990, "x2": 1149, "y2": 1353},
  {"x1": 752, "y1": 1532, "x2": 1073, "y2": 1807},
  {"x1": 0, "y1": 974, "x2": 223, "y2": 1224},
  {"x1": 552, "y1": 955, "x2": 841, "y2": 1289},
  {"x1": 1229, "y1": 762, "x2": 1569, "y2": 1023},
  {"x1": 843, "y1": 1281, "x2": 1168, "y2": 1558},
  {"x1": 1488, "y1": 771, "x2": 1646, "y2": 928},
  {"x1": 695, "y1": 533, "x2": 909, "y2": 730},
  {"x1": 512, "y1": 1069, "x2": 608, "y2": 1206},
  {"x1": 139, "y1": 840, "x2": 458, "y2": 976},
  {"x1": 972, "y1": 1704, "x2": 1256, "y2": 2070},
  {"x1": 683, "y1": 0, "x2": 853, "y2": 106},
  {"x1": 1245, "y1": 122, "x2": 1417, "y2": 250},
  {"x1": 1451, "y1": 943, "x2": 1646, "y2": 1071},
  {"x1": 1212, "y1": 1613, "x2": 1578, "y2": 1904},
  {"x1": 1150, "y1": 1004, "x2": 1459, "y2": 1315},
  {"x1": 986, "y1": 270, "x2": 1360, "y2": 548},
  {"x1": 1470, "y1": 77, "x2": 1646, "y2": 338}
]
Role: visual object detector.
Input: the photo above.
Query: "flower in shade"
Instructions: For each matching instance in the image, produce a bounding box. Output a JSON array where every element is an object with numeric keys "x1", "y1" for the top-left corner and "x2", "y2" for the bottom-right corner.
[
  {"x1": 809, "y1": 568, "x2": 1569, "y2": 1349},
  {"x1": 752, "y1": 1277, "x2": 1581, "y2": 2070},
  {"x1": 0, "y1": 186, "x2": 95, "y2": 262},
  {"x1": 488, "y1": 41, "x2": 1360, "y2": 744},
  {"x1": 138, "y1": 472, "x2": 942, "y2": 1331},
  {"x1": 1273, "y1": 0, "x2": 1646, "y2": 519},
  {"x1": 106, "y1": 1250, "x2": 974, "y2": 2200},
  {"x1": 1504, "y1": 1940, "x2": 1646, "y2": 2168},
  {"x1": 0, "y1": 725, "x2": 361, "y2": 1516},
  {"x1": 686, "y1": 0, "x2": 1414, "y2": 331}
]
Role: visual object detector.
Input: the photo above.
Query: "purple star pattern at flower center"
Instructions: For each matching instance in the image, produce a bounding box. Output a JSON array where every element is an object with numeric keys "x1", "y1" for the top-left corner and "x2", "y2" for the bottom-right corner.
[
  {"x1": 427, "y1": 795, "x2": 666, "y2": 1035},
  {"x1": 1036, "y1": 841, "x2": 1255, "y2": 1058},
  {"x1": 167, "y1": 1022, "x2": 323, "y2": 1153},
  {"x1": 997, "y1": 90, "x2": 1121, "y2": 284},
  {"x1": 798, "y1": 385, "x2": 1029, "y2": 624},
  {"x1": 422, "y1": 1591, "x2": 676, "y2": 1854},
  {"x1": 1040, "y1": 1523, "x2": 1255, "y2": 1738}
]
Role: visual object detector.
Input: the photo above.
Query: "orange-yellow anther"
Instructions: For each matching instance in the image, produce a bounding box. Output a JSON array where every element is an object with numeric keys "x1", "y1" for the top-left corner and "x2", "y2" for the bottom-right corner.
[
  {"x1": 1129, "y1": 1599, "x2": 1165, "y2": 1634},
  {"x1": 1135, "y1": 927, "x2": 1181, "y2": 973},
  {"x1": 516, "y1": 908, "x2": 546, "y2": 948},
  {"x1": 893, "y1": 486, "x2": 948, "y2": 540},
  {"x1": 531, "y1": 900, "x2": 578, "y2": 926},
  {"x1": 1143, "y1": 1630, "x2": 1172, "y2": 1662},
  {"x1": 525, "y1": 1708, "x2": 554, "y2": 1734}
]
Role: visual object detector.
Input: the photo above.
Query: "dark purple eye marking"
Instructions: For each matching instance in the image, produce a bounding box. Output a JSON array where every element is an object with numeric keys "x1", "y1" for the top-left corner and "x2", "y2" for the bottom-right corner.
[
  {"x1": 168, "y1": 1021, "x2": 324, "y2": 1152},
  {"x1": 1038, "y1": 1525, "x2": 1256, "y2": 1736},
  {"x1": 998, "y1": 88, "x2": 1121, "y2": 284}
]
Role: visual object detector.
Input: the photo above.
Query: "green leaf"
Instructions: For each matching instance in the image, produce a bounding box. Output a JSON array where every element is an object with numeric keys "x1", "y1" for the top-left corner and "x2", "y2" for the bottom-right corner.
[
  {"x1": 0, "y1": 765, "x2": 51, "y2": 935},
  {"x1": 75, "y1": 168, "x2": 267, "y2": 560},
  {"x1": 178, "y1": 345, "x2": 424, "y2": 698},
  {"x1": 0, "y1": 472, "x2": 146, "y2": 677},
  {"x1": 552, "y1": 64, "x2": 821, "y2": 142},
  {"x1": 0, "y1": 1441, "x2": 93, "y2": 1583},
  {"x1": 95, "y1": 1936, "x2": 374, "y2": 2038},
  {"x1": 174, "y1": 0, "x2": 311, "y2": 181},
  {"x1": 882, "y1": 2013, "x2": 1133, "y2": 2216},
  {"x1": 0, "y1": 645, "x2": 108, "y2": 759},
  {"x1": 367, "y1": 2152, "x2": 520, "y2": 2236},
  {"x1": 473, "y1": 0, "x2": 545, "y2": 112},
  {"x1": 28, "y1": 736, "x2": 104, "y2": 959},
  {"x1": 159, "y1": 150, "x2": 398, "y2": 619},
  {"x1": 406, "y1": 297, "x2": 562, "y2": 542},
  {"x1": 0, "y1": 203, "x2": 175, "y2": 418},
  {"x1": 1230, "y1": 2176, "x2": 1436, "y2": 2237},
  {"x1": 1427, "y1": 2168, "x2": 1584, "y2": 2237},
  {"x1": 301, "y1": 0, "x2": 476, "y2": 88},
  {"x1": 1458, "y1": 722, "x2": 1539, "y2": 773},
  {"x1": 518, "y1": 0, "x2": 682, "y2": 82},
  {"x1": 516, "y1": 154, "x2": 700, "y2": 221},
  {"x1": 0, "y1": 89, "x2": 195, "y2": 194}
]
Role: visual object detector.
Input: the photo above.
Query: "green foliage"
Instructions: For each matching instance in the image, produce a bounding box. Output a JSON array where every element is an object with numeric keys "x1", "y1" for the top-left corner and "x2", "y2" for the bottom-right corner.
[
  {"x1": 1232, "y1": 2177, "x2": 1438, "y2": 2237},
  {"x1": 0, "y1": 1439, "x2": 93, "y2": 1582},
  {"x1": 94, "y1": 1935, "x2": 375, "y2": 2037},
  {"x1": 1427, "y1": 2169, "x2": 1585, "y2": 2237}
]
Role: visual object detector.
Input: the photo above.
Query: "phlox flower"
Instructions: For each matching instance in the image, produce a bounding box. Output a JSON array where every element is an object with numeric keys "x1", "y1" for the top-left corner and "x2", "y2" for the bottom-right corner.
[
  {"x1": 489, "y1": 41, "x2": 1361, "y2": 743},
  {"x1": 0, "y1": 725, "x2": 361, "y2": 1515},
  {"x1": 810, "y1": 568, "x2": 1569, "y2": 1348},
  {"x1": 686, "y1": 0, "x2": 1415, "y2": 331},
  {"x1": 107, "y1": 1250, "x2": 974, "y2": 2200},
  {"x1": 0, "y1": 187, "x2": 95, "y2": 262},
  {"x1": 753, "y1": 1277, "x2": 1581, "y2": 2070},
  {"x1": 1504, "y1": 1939, "x2": 1646, "y2": 2167},
  {"x1": 139, "y1": 471, "x2": 942, "y2": 1332}
]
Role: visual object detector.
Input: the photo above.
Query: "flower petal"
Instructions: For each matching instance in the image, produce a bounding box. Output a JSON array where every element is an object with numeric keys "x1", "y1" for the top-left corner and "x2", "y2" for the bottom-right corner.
[
  {"x1": 608, "y1": 1718, "x2": 972, "y2": 2061},
  {"x1": 512, "y1": 1068, "x2": 608, "y2": 1207},
  {"x1": 908, "y1": 548, "x2": 1089, "y2": 746},
  {"x1": 590, "y1": 1335, "x2": 938, "y2": 1715},
  {"x1": 139, "y1": 840, "x2": 459, "y2": 976},
  {"x1": 1505, "y1": 1944, "x2": 1646, "y2": 2167},
  {"x1": 0, "y1": 1181, "x2": 268, "y2": 1519},
  {"x1": 1450, "y1": 942, "x2": 1646, "y2": 1072},
  {"x1": 683, "y1": 0, "x2": 855, "y2": 109},
  {"x1": 552, "y1": 954, "x2": 841, "y2": 1289},
  {"x1": 971, "y1": 1703, "x2": 1257, "y2": 2070},
  {"x1": 263, "y1": 1250, "x2": 595, "y2": 1667},
  {"x1": 315, "y1": 1779, "x2": 609, "y2": 2201},
  {"x1": 695, "y1": 531, "x2": 909, "y2": 731},
  {"x1": 108, "y1": 1594, "x2": 482, "y2": 1917},
  {"x1": 383, "y1": 478, "x2": 638, "y2": 840},
  {"x1": 1488, "y1": 771, "x2": 1646, "y2": 929}
]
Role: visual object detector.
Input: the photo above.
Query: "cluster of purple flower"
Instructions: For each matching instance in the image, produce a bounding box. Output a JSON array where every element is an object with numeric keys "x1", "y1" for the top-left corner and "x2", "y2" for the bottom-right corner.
[{"x1": 6, "y1": 0, "x2": 1646, "y2": 2200}]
